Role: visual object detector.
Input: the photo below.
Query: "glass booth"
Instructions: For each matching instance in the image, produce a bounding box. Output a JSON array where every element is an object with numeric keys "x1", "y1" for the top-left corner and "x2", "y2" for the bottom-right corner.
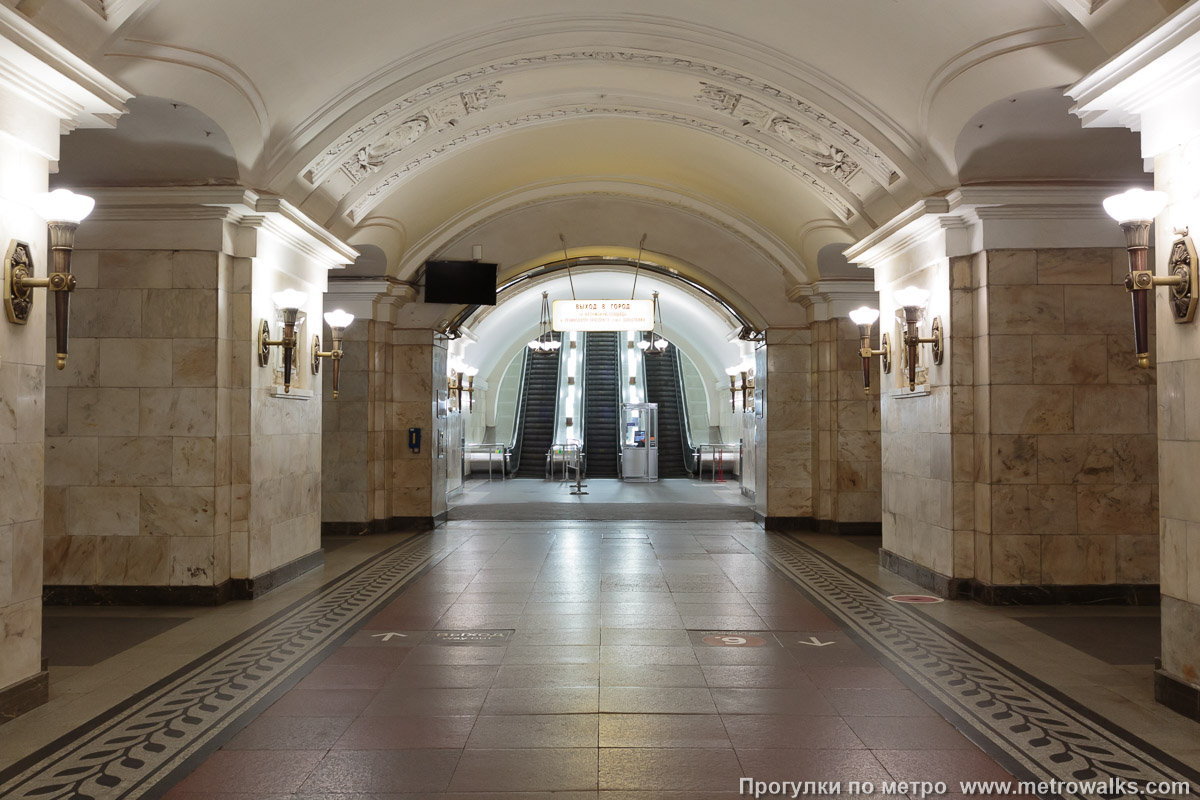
[{"x1": 620, "y1": 402, "x2": 658, "y2": 482}]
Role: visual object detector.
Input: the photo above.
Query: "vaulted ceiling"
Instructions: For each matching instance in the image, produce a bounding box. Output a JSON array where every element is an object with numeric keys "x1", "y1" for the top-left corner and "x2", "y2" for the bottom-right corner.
[{"x1": 25, "y1": 0, "x2": 1178, "y2": 305}]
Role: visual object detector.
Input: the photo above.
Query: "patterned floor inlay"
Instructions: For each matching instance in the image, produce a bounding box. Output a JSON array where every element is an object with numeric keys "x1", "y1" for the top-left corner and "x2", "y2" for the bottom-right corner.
[
  {"x1": 765, "y1": 535, "x2": 1200, "y2": 800},
  {"x1": 0, "y1": 533, "x2": 451, "y2": 800}
]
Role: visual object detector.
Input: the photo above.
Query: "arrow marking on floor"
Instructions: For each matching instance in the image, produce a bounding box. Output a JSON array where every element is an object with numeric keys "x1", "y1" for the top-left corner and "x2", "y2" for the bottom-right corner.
[
  {"x1": 371, "y1": 632, "x2": 408, "y2": 641},
  {"x1": 797, "y1": 636, "x2": 834, "y2": 647}
]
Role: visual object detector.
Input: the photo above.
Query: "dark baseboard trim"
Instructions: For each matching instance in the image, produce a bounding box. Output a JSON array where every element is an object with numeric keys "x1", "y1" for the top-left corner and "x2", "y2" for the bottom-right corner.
[
  {"x1": 322, "y1": 515, "x2": 447, "y2": 537},
  {"x1": 44, "y1": 582, "x2": 233, "y2": 607},
  {"x1": 763, "y1": 516, "x2": 818, "y2": 532},
  {"x1": 0, "y1": 666, "x2": 49, "y2": 725},
  {"x1": 880, "y1": 549, "x2": 1160, "y2": 605},
  {"x1": 879, "y1": 549, "x2": 961, "y2": 598},
  {"x1": 817, "y1": 520, "x2": 883, "y2": 536},
  {"x1": 1155, "y1": 665, "x2": 1200, "y2": 723},
  {"x1": 230, "y1": 549, "x2": 324, "y2": 600}
]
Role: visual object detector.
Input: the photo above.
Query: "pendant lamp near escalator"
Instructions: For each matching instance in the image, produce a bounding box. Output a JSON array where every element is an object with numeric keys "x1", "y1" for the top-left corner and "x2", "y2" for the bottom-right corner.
[
  {"x1": 640, "y1": 291, "x2": 669, "y2": 354},
  {"x1": 527, "y1": 291, "x2": 561, "y2": 352}
]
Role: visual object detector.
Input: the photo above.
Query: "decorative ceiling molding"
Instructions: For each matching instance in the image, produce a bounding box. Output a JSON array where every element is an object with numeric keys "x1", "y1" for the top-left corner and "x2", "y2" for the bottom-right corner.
[
  {"x1": 308, "y1": 81, "x2": 505, "y2": 185},
  {"x1": 0, "y1": 4, "x2": 130, "y2": 135},
  {"x1": 302, "y1": 49, "x2": 901, "y2": 194},
  {"x1": 343, "y1": 106, "x2": 860, "y2": 224}
]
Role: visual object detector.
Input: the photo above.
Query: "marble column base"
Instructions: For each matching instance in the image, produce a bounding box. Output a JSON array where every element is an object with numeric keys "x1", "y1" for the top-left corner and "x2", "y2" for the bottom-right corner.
[
  {"x1": 880, "y1": 549, "x2": 1160, "y2": 605},
  {"x1": 1155, "y1": 665, "x2": 1200, "y2": 722},
  {"x1": 230, "y1": 549, "x2": 324, "y2": 599},
  {"x1": 0, "y1": 662, "x2": 48, "y2": 725},
  {"x1": 322, "y1": 514, "x2": 447, "y2": 537},
  {"x1": 44, "y1": 583, "x2": 233, "y2": 606}
]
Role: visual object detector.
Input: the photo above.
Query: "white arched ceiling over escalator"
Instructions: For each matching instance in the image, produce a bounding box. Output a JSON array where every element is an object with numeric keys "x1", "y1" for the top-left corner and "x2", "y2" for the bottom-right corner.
[
  {"x1": 401, "y1": 191, "x2": 810, "y2": 329},
  {"x1": 458, "y1": 268, "x2": 748, "y2": 403}
]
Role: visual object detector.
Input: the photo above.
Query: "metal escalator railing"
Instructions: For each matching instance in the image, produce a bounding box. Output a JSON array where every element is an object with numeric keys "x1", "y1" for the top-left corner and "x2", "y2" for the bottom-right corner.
[
  {"x1": 670, "y1": 344, "x2": 699, "y2": 475},
  {"x1": 512, "y1": 332, "x2": 563, "y2": 478},
  {"x1": 642, "y1": 342, "x2": 692, "y2": 478},
  {"x1": 581, "y1": 331, "x2": 622, "y2": 479}
]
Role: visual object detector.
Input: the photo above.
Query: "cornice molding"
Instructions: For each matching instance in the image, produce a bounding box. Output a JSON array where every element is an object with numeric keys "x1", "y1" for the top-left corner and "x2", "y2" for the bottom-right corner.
[
  {"x1": 788, "y1": 278, "x2": 878, "y2": 322},
  {"x1": 847, "y1": 183, "x2": 1140, "y2": 270},
  {"x1": 84, "y1": 186, "x2": 358, "y2": 268},
  {"x1": 0, "y1": 5, "x2": 130, "y2": 142},
  {"x1": 1067, "y1": 1, "x2": 1200, "y2": 155}
]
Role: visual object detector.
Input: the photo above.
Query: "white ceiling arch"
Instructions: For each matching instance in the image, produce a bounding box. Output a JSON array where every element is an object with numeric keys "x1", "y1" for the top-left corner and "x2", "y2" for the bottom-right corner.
[{"x1": 393, "y1": 178, "x2": 812, "y2": 285}]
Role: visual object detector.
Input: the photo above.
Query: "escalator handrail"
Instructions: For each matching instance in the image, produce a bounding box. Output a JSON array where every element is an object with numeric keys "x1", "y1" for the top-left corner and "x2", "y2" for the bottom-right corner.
[
  {"x1": 615, "y1": 334, "x2": 625, "y2": 480},
  {"x1": 507, "y1": 346, "x2": 532, "y2": 474},
  {"x1": 669, "y1": 344, "x2": 698, "y2": 475},
  {"x1": 510, "y1": 332, "x2": 562, "y2": 476}
]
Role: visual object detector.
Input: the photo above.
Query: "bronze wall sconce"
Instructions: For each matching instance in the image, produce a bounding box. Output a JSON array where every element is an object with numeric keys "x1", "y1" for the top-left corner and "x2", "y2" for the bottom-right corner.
[
  {"x1": 894, "y1": 286, "x2": 942, "y2": 392},
  {"x1": 259, "y1": 289, "x2": 308, "y2": 393},
  {"x1": 725, "y1": 362, "x2": 754, "y2": 412},
  {"x1": 1104, "y1": 188, "x2": 1193, "y2": 368},
  {"x1": 462, "y1": 370, "x2": 477, "y2": 412},
  {"x1": 4, "y1": 190, "x2": 94, "y2": 369},
  {"x1": 447, "y1": 365, "x2": 478, "y2": 411},
  {"x1": 312, "y1": 309, "x2": 355, "y2": 398},
  {"x1": 848, "y1": 306, "x2": 892, "y2": 395}
]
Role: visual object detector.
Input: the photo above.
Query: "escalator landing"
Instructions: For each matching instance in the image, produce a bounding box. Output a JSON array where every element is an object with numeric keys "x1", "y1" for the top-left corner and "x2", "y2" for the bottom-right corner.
[{"x1": 448, "y1": 477, "x2": 753, "y2": 521}]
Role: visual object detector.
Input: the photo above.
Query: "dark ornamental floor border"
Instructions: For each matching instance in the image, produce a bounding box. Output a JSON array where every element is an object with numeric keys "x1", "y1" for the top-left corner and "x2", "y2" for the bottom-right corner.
[
  {"x1": 0, "y1": 532, "x2": 452, "y2": 800},
  {"x1": 764, "y1": 535, "x2": 1200, "y2": 800}
]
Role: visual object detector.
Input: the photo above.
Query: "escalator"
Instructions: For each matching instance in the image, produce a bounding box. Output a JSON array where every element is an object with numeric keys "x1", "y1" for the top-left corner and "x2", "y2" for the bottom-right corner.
[
  {"x1": 643, "y1": 342, "x2": 695, "y2": 478},
  {"x1": 582, "y1": 331, "x2": 621, "y2": 478},
  {"x1": 512, "y1": 332, "x2": 562, "y2": 477}
]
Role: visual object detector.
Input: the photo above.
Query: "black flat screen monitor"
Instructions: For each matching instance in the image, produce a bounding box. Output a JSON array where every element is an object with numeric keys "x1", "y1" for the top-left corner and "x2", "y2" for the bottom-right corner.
[{"x1": 424, "y1": 260, "x2": 498, "y2": 305}]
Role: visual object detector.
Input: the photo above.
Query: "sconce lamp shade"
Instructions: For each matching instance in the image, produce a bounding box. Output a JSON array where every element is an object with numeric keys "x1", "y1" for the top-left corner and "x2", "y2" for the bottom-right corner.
[
  {"x1": 1103, "y1": 188, "x2": 1168, "y2": 224},
  {"x1": 636, "y1": 339, "x2": 651, "y2": 351},
  {"x1": 272, "y1": 289, "x2": 309, "y2": 310},
  {"x1": 30, "y1": 189, "x2": 95, "y2": 224},
  {"x1": 323, "y1": 309, "x2": 355, "y2": 329},
  {"x1": 653, "y1": 338, "x2": 668, "y2": 351},
  {"x1": 848, "y1": 306, "x2": 880, "y2": 326},
  {"x1": 464, "y1": 366, "x2": 479, "y2": 377},
  {"x1": 894, "y1": 286, "x2": 930, "y2": 309},
  {"x1": 724, "y1": 365, "x2": 742, "y2": 376}
]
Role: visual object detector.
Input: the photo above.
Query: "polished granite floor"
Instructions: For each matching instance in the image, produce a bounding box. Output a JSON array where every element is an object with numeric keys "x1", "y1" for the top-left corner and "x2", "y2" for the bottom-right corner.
[{"x1": 2, "y1": 523, "x2": 1197, "y2": 799}]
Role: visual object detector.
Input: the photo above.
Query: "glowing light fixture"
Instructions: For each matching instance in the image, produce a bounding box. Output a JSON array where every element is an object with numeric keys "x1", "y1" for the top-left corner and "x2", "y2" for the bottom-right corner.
[
  {"x1": 1103, "y1": 188, "x2": 1193, "y2": 369},
  {"x1": 311, "y1": 309, "x2": 355, "y2": 398},
  {"x1": 848, "y1": 306, "x2": 891, "y2": 395},
  {"x1": 5, "y1": 189, "x2": 95, "y2": 369}
]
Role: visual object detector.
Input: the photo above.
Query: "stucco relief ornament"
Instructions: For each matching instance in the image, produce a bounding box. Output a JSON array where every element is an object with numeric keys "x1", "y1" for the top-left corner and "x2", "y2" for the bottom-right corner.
[
  {"x1": 343, "y1": 116, "x2": 430, "y2": 180},
  {"x1": 324, "y1": 81, "x2": 504, "y2": 183},
  {"x1": 700, "y1": 83, "x2": 865, "y2": 189},
  {"x1": 769, "y1": 116, "x2": 860, "y2": 180},
  {"x1": 816, "y1": 145, "x2": 855, "y2": 180}
]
